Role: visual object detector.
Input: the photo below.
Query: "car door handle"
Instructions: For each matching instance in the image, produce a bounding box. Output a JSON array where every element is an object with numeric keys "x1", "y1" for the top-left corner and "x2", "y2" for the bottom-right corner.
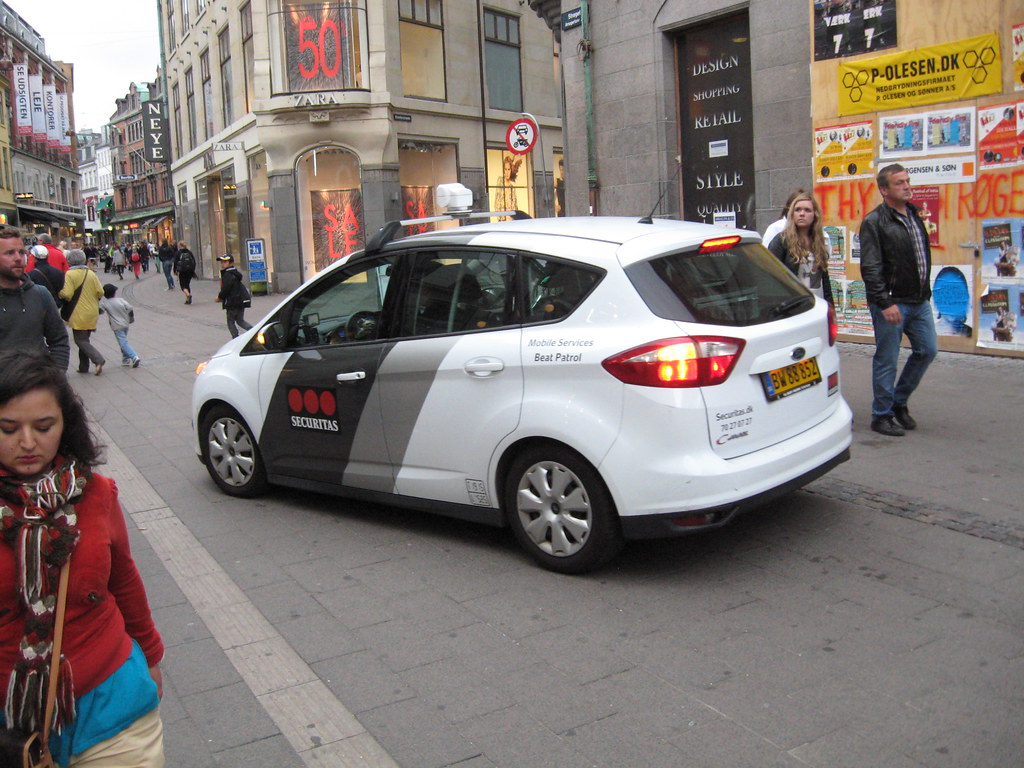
[
  {"x1": 464, "y1": 357, "x2": 504, "y2": 377},
  {"x1": 336, "y1": 371, "x2": 366, "y2": 382}
]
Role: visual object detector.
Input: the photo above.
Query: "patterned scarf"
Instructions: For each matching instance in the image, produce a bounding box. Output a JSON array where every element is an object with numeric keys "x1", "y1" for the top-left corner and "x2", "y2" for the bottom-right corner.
[{"x1": 0, "y1": 456, "x2": 86, "y2": 735}]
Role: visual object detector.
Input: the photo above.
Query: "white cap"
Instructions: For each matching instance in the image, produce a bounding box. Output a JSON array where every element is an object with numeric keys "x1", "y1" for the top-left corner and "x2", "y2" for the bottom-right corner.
[{"x1": 31, "y1": 245, "x2": 49, "y2": 259}]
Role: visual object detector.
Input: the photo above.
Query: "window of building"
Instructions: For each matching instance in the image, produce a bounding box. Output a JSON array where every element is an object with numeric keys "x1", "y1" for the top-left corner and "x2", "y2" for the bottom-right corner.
[
  {"x1": 178, "y1": 183, "x2": 188, "y2": 204},
  {"x1": 295, "y1": 146, "x2": 363, "y2": 279},
  {"x1": 240, "y1": 3, "x2": 255, "y2": 112},
  {"x1": 398, "y1": 140, "x2": 457, "y2": 234},
  {"x1": 219, "y1": 28, "x2": 234, "y2": 126},
  {"x1": 184, "y1": 69, "x2": 197, "y2": 150},
  {"x1": 274, "y1": 0, "x2": 367, "y2": 93},
  {"x1": 399, "y1": 0, "x2": 445, "y2": 100},
  {"x1": 120, "y1": 188, "x2": 128, "y2": 208},
  {"x1": 200, "y1": 49, "x2": 213, "y2": 138},
  {"x1": 486, "y1": 147, "x2": 532, "y2": 217},
  {"x1": 483, "y1": 9, "x2": 521, "y2": 112},
  {"x1": 168, "y1": 6, "x2": 176, "y2": 45},
  {"x1": 182, "y1": 0, "x2": 190, "y2": 29},
  {"x1": 172, "y1": 83, "x2": 183, "y2": 155},
  {"x1": 197, "y1": 0, "x2": 206, "y2": 14}
]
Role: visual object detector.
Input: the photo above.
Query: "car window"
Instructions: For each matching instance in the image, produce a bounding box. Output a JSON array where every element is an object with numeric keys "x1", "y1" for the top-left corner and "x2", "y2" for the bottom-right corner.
[
  {"x1": 523, "y1": 256, "x2": 602, "y2": 323},
  {"x1": 287, "y1": 257, "x2": 395, "y2": 347},
  {"x1": 397, "y1": 250, "x2": 513, "y2": 336},
  {"x1": 628, "y1": 244, "x2": 812, "y2": 326}
]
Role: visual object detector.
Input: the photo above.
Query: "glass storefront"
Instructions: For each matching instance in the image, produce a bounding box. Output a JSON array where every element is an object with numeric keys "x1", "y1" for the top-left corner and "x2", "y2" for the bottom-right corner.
[
  {"x1": 398, "y1": 140, "x2": 457, "y2": 233},
  {"x1": 295, "y1": 145, "x2": 363, "y2": 280},
  {"x1": 486, "y1": 147, "x2": 533, "y2": 219}
]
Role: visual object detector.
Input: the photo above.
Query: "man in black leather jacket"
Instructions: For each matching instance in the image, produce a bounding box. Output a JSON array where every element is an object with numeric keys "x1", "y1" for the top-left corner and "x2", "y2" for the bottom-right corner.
[{"x1": 859, "y1": 163, "x2": 937, "y2": 437}]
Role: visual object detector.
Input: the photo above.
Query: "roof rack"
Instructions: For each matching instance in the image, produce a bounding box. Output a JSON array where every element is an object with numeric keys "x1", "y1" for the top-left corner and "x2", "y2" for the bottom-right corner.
[{"x1": 365, "y1": 209, "x2": 531, "y2": 255}]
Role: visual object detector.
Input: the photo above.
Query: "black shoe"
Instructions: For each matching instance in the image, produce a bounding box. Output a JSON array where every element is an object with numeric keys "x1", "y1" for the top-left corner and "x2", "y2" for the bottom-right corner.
[
  {"x1": 871, "y1": 416, "x2": 905, "y2": 437},
  {"x1": 893, "y1": 405, "x2": 916, "y2": 430}
]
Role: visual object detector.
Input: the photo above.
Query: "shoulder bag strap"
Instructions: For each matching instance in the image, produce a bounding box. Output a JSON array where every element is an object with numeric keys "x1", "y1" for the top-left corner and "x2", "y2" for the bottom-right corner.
[
  {"x1": 41, "y1": 561, "x2": 71, "y2": 744},
  {"x1": 65, "y1": 274, "x2": 85, "y2": 313}
]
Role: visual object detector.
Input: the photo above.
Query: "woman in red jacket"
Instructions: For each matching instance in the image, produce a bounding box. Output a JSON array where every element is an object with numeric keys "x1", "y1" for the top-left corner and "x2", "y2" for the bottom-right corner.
[{"x1": 0, "y1": 351, "x2": 164, "y2": 766}]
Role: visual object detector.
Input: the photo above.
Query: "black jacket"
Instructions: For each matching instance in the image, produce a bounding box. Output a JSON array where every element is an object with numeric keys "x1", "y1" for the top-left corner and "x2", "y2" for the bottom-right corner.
[
  {"x1": 26, "y1": 261, "x2": 65, "y2": 305},
  {"x1": 859, "y1": 201, "x2": 931, "y2": 308},
  {"x1": 767, "y1": 234, "x2": 834, "y2": 306},
  {"x1": 218, "y1": 266, "x2": 250, "y2": 309}
]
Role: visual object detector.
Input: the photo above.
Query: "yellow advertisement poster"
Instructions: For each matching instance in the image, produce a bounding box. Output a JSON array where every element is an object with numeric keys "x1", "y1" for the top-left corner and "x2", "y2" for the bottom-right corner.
[
  {"x1": 838, "y1": 34, "x2": 1001, "y2": 116},
  {"x1": 814, "y1": 121, "x2": 875, "y2": 181},
  {"x1": 1014, "y1": 23, "x2": 1024, "y2": 92}
]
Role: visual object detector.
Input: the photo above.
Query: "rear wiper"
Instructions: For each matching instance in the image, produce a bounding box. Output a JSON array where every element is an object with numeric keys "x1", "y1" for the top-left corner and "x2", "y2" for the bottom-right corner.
[{"x1": 769, "y1": 295, "x2": 812, "y2": 319}]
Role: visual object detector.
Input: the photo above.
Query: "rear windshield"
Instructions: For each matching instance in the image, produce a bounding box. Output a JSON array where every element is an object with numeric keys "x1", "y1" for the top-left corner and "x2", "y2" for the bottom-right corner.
[{"x1": 626, "y1": 243, "x2": 814, "y2": 326}]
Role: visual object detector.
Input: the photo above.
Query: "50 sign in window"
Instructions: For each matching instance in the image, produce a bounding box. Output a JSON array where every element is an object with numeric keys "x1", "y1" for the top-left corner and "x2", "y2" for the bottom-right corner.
[{"x1": 284, "y1": 2, "x2": 364, "y2": 91}]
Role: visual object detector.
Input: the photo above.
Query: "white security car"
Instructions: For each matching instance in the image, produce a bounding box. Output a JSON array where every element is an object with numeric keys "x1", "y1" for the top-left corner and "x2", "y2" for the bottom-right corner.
[{"x1": 192, "y1": 215, "x2": 852, "y2": 573}]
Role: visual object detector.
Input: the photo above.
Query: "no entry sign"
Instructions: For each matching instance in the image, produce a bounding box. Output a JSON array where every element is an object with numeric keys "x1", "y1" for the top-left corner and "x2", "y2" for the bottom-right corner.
[{"x1": 506, "y1": 118, "x2": 537, "y2": 155}]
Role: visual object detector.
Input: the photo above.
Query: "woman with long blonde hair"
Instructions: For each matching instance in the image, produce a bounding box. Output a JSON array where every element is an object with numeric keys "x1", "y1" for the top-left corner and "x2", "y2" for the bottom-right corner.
[{"x1": 766, "y1": 191, "x2": 834, "y2": 304}]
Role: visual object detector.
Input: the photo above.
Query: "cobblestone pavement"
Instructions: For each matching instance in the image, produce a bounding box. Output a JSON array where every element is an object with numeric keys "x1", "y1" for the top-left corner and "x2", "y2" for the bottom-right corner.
[{"x1": 60, "y1": 270, "x2": 1024, "y2": 768}]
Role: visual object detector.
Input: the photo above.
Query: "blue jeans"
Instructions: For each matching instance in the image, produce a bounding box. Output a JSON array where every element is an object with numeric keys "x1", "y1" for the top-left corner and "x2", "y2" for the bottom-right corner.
[
  {"x1": 869, "y1": 302, "x2": 937, "y2": 418},
  {"x1": 113, "y1": 328, "x2": 138, "y2": 364},
  {"x1": 162, "y1": 258, "x2": 175, "y2": 289}
]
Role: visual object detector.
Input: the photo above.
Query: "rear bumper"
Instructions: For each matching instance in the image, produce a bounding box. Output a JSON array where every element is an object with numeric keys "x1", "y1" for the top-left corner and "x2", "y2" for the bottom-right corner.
[{"x1": 619, "y1": 446, "x2": 849, "y2": 540}]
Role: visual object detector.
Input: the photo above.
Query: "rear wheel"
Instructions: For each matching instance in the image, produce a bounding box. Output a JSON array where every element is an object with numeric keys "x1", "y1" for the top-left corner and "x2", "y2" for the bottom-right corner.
[
  {"x1": 504, "y1": 446, "x2": 623, "y2": 574},
  {"x1": 200, "y1": 405, "x2": 268, "y2": 497}
]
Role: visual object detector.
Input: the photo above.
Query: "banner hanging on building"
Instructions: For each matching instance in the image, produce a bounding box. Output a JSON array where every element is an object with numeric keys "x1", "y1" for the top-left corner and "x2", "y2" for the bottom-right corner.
[
  {"x1": 57, "y1": 93, "x2": 71, "y2": 153},
  {"x1": 28, "y1": 74, "x2": 46, "y2": 143},
  {"x1": 43, "y1": 83, "x2": 60, "y2": 148},
  {"x1": 142, "y1": 101, "x2": 170, "y2": 163},
  {"x1": 838, "y1": 34, "x2": 1001, "y2": 115},
  {"x1": 12, "y1": 64, "x2": 31, "y2": 136}
]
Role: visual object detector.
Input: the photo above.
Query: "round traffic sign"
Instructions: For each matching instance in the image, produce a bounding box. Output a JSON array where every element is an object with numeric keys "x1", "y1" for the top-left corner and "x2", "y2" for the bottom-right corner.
[{"x1": 506, "y1": 118, "x2": 537, "y2": 155}]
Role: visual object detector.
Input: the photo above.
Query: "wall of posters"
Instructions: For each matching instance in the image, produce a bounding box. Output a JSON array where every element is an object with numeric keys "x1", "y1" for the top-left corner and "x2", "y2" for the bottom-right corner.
[
  {"x1": 977, "y1": 218, "x2": 1023, "y2": 350},
  {"x1": 814, "y1": 121, "x2": 874, "y2": 180},
  {"x1": 814, "y1": 0, "x2": 898, "y2": 62}
]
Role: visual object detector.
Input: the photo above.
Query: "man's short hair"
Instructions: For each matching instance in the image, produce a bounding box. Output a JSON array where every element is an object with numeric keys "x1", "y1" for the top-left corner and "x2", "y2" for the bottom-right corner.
[
  {"x1": 877, "y1": 164, "x2": 906, "y2": 190},
  {"x1": 66, "y1": 248, "x2": 87, "y2": 266},
  {"x1": 0, "y1": 226, "x2": 23, "y2": 242},
  {"x1": 36, "y1": 233, "x2": 52, "y2": 244}
]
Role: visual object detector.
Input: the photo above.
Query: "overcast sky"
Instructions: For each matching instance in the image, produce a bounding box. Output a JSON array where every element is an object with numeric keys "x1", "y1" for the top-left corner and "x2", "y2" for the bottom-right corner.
[{"x1": 11, "y1": 0, "x2": 162, "y2": 131}]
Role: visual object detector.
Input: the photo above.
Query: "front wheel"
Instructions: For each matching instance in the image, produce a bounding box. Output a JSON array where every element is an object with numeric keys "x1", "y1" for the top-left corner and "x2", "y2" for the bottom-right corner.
[
  {"x1": 504, "y1": 446, "x2": 623, "y2": 574},
  {"x1": 200, "y1": 405, "x2": 268, "y2": 497}
]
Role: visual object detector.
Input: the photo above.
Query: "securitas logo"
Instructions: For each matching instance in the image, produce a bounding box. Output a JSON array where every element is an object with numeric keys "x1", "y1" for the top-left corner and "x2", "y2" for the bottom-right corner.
[{"x1": 287, "y1": 387, "x2": 340, "y2": 432}]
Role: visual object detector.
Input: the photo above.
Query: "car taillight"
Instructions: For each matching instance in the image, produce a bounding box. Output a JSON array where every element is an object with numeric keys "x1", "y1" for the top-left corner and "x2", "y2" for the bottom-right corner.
[
  {"x1": 827, "y1": 302, "x2": 838, "y2": 346},
  {"x1": 602, "y1": 336, "x2": 744, "y2": 388}
]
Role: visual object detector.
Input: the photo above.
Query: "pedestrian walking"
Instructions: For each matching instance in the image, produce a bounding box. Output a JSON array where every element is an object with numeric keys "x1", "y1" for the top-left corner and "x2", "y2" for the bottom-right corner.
[
  {"x1": 110, "y1": 244, "x2": 126, "y2": 280},
  {"x1": 59, "y1": 249, "x2": 106, "y2": 376},
  {"x1": 0, "y1": 227, "x2": 69, "y2": 369},
  {"x1": 216, "y1": 253, "x2": 253, "y2": 338},
  {"x1": 0, "y1": 350, "x2": 165, "y2": 767},
  {"x1": 99, "y1": 283, "x2": 140, "y2": 367},
  {"x1": 31, "y1": 233, "x2": 69, "y2": 273},
  {"x1": 139, "y1": 241, "x2": 151, "y2": 273},
  {"x1": 859, "y1": 163, "x2": 938, "y2": 437},
  {"x1": 129, "y1": 245, "x2": 142, "y2": 280},
  {"x1": 766, "y1": 191, "x2": 834, "y2": 304},
  {"x1": 26, "y1": 244, "x2": 66, "y2": 306},
  {"x1": 174, "y1": 241, "x2": 196, "y2": 305},
  {"x1": 158, "y1": 240, "x2": 175, "y2": 290}
]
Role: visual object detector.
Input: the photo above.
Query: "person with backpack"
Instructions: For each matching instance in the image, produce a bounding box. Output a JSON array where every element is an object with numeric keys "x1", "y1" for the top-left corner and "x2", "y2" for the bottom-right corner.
[
  {"x1": 174, "y1": 241, "x2": 196, "y2": 305},
  {"x1": 215, "y1": 253, "x2": 253, "y2": 338}
]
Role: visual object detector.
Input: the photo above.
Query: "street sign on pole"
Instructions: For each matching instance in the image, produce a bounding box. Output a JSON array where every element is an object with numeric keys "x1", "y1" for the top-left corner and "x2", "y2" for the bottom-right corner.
[
  {"x1": 505, "y1": 118, "x2": 537, "y2": 155},
  {"x1": 245, "y1": 238, "x2": 268, "y2": 295}
]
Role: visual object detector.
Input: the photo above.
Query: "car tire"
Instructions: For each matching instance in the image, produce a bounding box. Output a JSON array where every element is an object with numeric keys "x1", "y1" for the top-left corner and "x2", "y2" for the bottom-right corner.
[
  {"x1": 200, "y1": 405, "x2": 268, "y2": 497},
  {"x1": 504, "y1": 446, "x2": 623, "y2": 574}
]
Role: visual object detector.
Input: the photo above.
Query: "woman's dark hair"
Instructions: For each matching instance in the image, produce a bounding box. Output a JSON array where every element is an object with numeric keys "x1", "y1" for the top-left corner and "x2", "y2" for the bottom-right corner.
[{"x1": 0, "y1": 350, "x2": 102, "y2": 466}]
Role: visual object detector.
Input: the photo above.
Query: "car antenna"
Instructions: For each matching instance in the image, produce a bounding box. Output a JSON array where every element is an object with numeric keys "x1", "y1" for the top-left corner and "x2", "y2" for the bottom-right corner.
[{"x1": 638, "y1": 155, "x2": 683, "y2": 224}]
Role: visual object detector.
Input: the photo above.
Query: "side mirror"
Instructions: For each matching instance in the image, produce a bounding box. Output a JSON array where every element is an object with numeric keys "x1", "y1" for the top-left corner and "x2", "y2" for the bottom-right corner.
[{"x1": 256, "y1": 321, "x2": 285, "y2": 351}]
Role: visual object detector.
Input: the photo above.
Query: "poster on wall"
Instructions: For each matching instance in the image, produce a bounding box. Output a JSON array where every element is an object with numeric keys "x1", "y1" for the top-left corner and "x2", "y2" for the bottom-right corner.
[
  {"x1": 834, "y1": 279, "x2": 873, "y2": 336},
  {"x1": 401, "y1": 186, "x2": 435, "y2": 236},
  {"x1": 897, "y1": 155, "x2": 976, "y2": 186},
  {"x1": 1014, "y1": 23, "x2": 1024, "y2": 92},
  {"x1": 978, "y1": 103, "x2": 1021, "y2": 168},
  {"x1": 977, "y1": 285, "x2": 1023, "y2": 350},
  {"x1": 837, "y1": 34, "x2": 1002, "y2": 116},
  {"x1": 309, "y1": 189, "x2": 364, "y2": 272},
  {"x1": 824, "y1": 225, "x2": 847, "y2": 279},
  {"x1": 879, "y1": 113, "x2": 925, "y2": 160},
  {"x1": 930, "y1": 265, "x2": 973, "y2": 337},
  {"x1": 813, "y1": 0, "x2": 897, "y2": 62},
  {"x1": 925, "y1": 107, "x2": 975, "y2": 154},
  {"x1": 814, "y1": 121, "x2": 874, "y2": 181},
  {"x1": 913, "y1": 186, "x2": 941, "y2": 247},
  {"x1": 980, "y1": 220, "x2": 1022, "y2": 282},
  {"x1": 677, "y1": 13, "x2": 755, "y2": 229}
]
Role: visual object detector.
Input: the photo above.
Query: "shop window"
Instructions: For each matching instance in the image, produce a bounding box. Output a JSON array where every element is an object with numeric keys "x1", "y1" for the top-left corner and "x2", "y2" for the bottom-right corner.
[
  {"x1": 486, "y1": 147, "x2": 532, "y2": 218},
  {"x1": 398, "y1": 140, "x2": 457, "y2": 234},
  {"x1": 219, "y1": 28, "x2": 234, "y2": 126},
  {"x1": 273, "y1": 0, "x2": 368, "y2": 94},
  {"x1": 399, "y1": 0, "x2": 445, "y2": 100},
  {"x1": 295, "y1": 146, "x2": 363, "y2": 279},
  {"x1": 483, "y1": 8, "x2": 521, "y2": 112}
]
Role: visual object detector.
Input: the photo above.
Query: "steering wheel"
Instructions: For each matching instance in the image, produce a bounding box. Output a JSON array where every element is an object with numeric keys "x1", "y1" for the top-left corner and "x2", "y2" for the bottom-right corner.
[{"x1": 346, "y1": 310, "x2": 379, "y2": 341}]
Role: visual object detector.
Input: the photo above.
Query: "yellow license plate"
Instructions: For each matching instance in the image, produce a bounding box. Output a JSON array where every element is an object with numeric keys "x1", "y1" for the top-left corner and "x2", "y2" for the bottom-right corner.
[{"x1": 761, "y1": 357, "x2": 822, "y2": 401}]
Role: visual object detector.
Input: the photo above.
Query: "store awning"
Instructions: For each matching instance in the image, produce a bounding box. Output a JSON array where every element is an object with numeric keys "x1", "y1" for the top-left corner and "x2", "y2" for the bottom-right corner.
[
  {"x1": 108, "y1": 206, "x2": 174, "y2": 226},
  {"x1": 95, "y1": 196, "x2": 114, "y2": 211},
  {"x1": 18, "y1": 206, "x2": 81, "y2": 225}
]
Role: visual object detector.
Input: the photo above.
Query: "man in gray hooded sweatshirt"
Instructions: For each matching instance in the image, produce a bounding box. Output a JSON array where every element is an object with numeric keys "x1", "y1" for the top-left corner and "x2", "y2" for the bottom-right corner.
[{"x1": 0, "y1": 226, "x2": 69, "y2": 369}]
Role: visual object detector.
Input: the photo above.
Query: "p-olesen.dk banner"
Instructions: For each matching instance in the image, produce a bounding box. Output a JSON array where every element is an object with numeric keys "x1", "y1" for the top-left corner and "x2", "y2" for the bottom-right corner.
[{"x1": 838, "y1": 34, "x2": 1001, "y2": 116}]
